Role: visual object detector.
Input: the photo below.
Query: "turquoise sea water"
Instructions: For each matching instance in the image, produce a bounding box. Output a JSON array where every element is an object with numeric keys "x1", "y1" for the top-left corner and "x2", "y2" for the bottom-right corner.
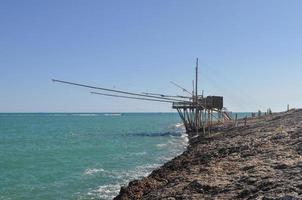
[{"x1": 0, "y1": 113, "x2": 187, "y2": 200}]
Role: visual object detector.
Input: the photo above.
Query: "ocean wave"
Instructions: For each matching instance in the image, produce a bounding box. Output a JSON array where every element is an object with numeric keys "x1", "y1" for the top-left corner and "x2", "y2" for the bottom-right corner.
[
  {"x1": 156, "y1": 143, "x2": 167, "y2": 148},
  {"x1": 130, "y1": 151, "x2": 147, "y2": 156},
  {"x1": 115, "y1": 164, "x2": 161, "y2": 181},
  {"x1": 71, "y1": 113, "x2": 99, "y2": 116},
  {"x1": 180, "y1": 133, "x2": 189, "y2": 143},
  {"x1": 175, "y1": 122, "x2": 184, "y2": 129},
  {"x1": 156, "y1": 155, "x2": 175, "y2": 162},
  {"x1": 88, "y1": 184, "x2": 121, "y2": 200},
  {"x1": 155, "y1": 128, "x2": 188, "y2": 162},
  {"x1": 95, "y1": 132, "x2": 187, "y2": 198},
  {"x1": 84, "y1": 123, "x2": 188, "y2": 200},
  {"x1": 87, "y1": 162, "x2": 180, "y2": 199},
  {"x1": 104, "y1": 163, "x2": 161, "y2": 181},
  {"x1": 134, "y1": 163, "x2": 161, "y2": 178},
  {"x1": 83, "y1": 168, "x2": 105, "y2": 176},
  {"x1": 104, "y1": 113, "x2": 122, "y2": 116},
  {"x1": 85, "y1": 163, "x2": 162, "y2": 200}
]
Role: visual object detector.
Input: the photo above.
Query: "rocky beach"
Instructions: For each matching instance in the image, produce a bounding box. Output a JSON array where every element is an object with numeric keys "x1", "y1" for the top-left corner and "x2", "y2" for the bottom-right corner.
[{"x1": 115, "y1": 109, "x2": 302, "y2": 200}]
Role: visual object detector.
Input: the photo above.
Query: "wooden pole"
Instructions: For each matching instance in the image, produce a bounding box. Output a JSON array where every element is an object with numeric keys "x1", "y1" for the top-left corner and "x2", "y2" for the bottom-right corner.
[{"x1": 195, "y1": 58, "x2": 199, "y2": 136}]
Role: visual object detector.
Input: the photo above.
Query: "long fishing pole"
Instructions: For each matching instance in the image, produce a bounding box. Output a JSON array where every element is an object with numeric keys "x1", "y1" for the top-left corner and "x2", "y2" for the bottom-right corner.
[
  {"x1": 170, "y1": 81, "x2": 192, "y2": 95},
  {"x1": 52, "y1": 79, "x2": 188, "y2": 102},
  {"x1": 91, "y1": 92, "x2": 175, "y2": 103},
  {"x1": 142, "y1": 92, "x2": 191, "y2": 99}
]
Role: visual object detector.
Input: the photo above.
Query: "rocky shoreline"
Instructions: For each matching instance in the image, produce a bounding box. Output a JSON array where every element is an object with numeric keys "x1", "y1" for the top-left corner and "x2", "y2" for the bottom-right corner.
[{"x1": 114, "y1": 109, "x2": 302, "y2": 200}]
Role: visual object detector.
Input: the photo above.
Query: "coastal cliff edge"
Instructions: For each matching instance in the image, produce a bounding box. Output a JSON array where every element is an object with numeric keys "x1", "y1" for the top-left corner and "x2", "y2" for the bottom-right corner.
[{"x1": 114, "y1": 109, "x2": 302, "y2": 200}]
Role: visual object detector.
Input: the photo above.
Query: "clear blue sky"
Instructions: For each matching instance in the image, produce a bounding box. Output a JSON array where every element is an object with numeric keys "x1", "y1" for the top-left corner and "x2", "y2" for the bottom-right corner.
[{"x1": 1, "y1": 0, "x2": 302, "y2": 112}]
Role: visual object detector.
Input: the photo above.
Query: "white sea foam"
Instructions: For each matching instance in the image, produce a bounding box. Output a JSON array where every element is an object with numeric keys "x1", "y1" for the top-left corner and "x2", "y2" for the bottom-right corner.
[
  {"x1": 130, "y1": 151, "x2": 147, "y2": 156},
  {"x1": 83, "y1": 168, "x2": 105, "y2": 176},
  {"x1": 103, "y1": 113, "x2": 122, "y2": 116},
  {"x1": 105, "y1": 163, "x2": 161, "y2": 181},
  {"x1": 175, "y1": 122, "x2": 184, "y2": 128},
  {"x1": 157, "y1": 155, "x2": 175, "y2": 162},
  {"x1": 155, "y1": 125, "x2": 189, "y2": 163},
  {"x1": 88, "y1": 184, "x2": 121, "y2": 200},
  {"x1": 134, "y1": 163, "x2": 161, "y2": 178},
  {"x1": 179, "y1": 132, "x2": 189, "y2": 144},
  {"x1": 156, "y1": 143, "x2": 167, "y2": 148},
  {"x1": 86, "y1": 163, "x2": 161, "y2": 199}
]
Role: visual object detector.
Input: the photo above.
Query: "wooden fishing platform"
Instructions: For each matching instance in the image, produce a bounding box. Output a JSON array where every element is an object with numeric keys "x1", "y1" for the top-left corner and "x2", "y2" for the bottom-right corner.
[
  {"x1": 172, "y1": 95, "x2": 231, "y2": 136},
  {"x1": 52, "y1": 58, "x2": 233, "y2": 136}
]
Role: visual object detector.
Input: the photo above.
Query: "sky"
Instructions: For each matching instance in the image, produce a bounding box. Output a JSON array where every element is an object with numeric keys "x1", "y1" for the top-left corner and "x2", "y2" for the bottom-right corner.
[{"x1": 1, "y1": 0, "x2": 302, "y2": 112}]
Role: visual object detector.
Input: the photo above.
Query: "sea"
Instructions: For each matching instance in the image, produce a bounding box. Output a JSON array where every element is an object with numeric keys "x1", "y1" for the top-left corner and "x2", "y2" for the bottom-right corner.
[
  {"x1": 0, "y1": 113, "x2": 188, "y2": 200},
  {"x1": 0, "y1": 112, "x2": 251, "y2": 200}
]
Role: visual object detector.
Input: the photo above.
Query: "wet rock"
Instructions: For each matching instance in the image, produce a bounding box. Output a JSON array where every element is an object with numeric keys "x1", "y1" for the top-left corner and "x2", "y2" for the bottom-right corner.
[
  {"x1": 186, "y1": 181, "x2": 204, "y2": 193},
  {"x1": 274, "y1": 163, "x2": 289, "y2": 170},
  {"x1": 237, "y1": 186, "x2": 257, "y2": 198},
  {"x1": 242, "y1": 165, "x2": 255, "y2": 171},
  {"x1": 186, "y1": 180, "x2": 219, "y2": 194},
  {"x1": 263, "y1": 196, "x2": 298, "y2": 200},
  {"x1": 258, "y1": 180, "x2": 277, "y2": 192}
]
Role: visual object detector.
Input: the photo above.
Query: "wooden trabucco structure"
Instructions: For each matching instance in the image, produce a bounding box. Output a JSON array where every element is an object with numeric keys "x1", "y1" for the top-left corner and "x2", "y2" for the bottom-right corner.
[
  {"x1": 172, "y1": 60, "x2": 231, "y2": 135},
  {"x1": 52, "y1": 58, "x2": 232, "y2": 136},
  {"x1": 173, "y1": 96, "x2": 224, "y2": 133}
]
